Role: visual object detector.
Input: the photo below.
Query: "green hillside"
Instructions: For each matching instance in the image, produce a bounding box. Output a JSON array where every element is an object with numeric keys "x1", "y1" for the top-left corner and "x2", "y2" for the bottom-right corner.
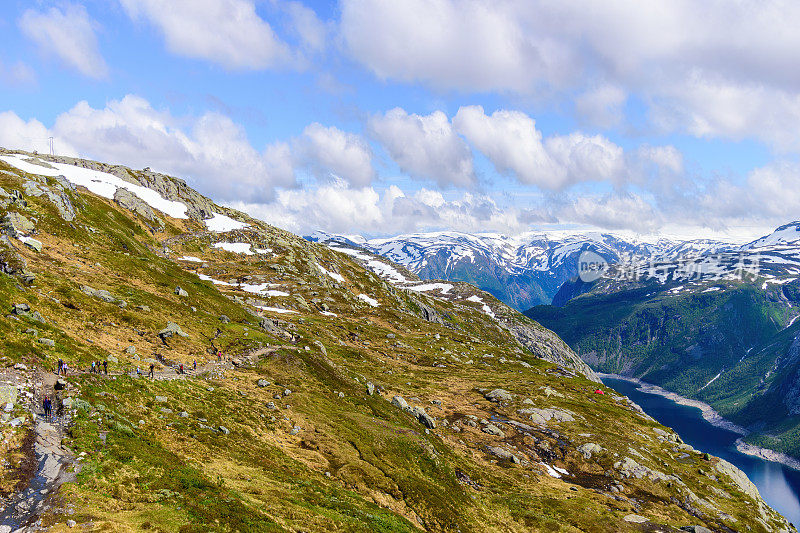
[{"x1": 0, "y1": 150, "x2": 792, "y2": 532}]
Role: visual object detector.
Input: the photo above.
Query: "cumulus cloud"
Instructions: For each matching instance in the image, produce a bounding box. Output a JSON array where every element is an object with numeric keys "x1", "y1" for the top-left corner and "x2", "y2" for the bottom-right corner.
[
  {"x1": 19, "y1": 4, "x2": 108, "y2": 79},
  {"x1": 453, "y1": 105, "x2": 626, "y2": 189},
  {"x1": 120, "y1": 0, "x2": 292, "y2": 70},
  {"x1": 296, "y1": 123, "x2": 375, "y2": 187},
  {"x1": 369, "y1": 108, "x2": 475, "y2": 187},
  {"x1": 0, "y1": 95, "x2": 296, "y2": 202},
  {"x1": 0, "y1": 112, "x2": 77, "y2": 156},
  {"x1": 339, "y1": 0, "x2": 800, "y2": 151},
  {"x1": 559, "y1": 192, "x2": 662, "y2": 232},
  {"x1": 236, "y1": 182, "x2": 530, "y2": 236}
]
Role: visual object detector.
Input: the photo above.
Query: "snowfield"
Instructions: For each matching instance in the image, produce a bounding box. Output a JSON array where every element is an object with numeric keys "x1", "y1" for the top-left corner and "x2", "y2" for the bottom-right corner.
[{"x1": 0, "y1": 154, "x2": 189, "y2": 218}]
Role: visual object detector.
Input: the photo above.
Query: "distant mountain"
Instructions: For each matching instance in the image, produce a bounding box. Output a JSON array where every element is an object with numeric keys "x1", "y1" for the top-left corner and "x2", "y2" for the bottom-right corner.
[
  {"x1": 527, "y1": 221, "x2": 800, "y2": 461},
  {"x1": 307, "y1": 229, "x2": 740, "y2": 310}
]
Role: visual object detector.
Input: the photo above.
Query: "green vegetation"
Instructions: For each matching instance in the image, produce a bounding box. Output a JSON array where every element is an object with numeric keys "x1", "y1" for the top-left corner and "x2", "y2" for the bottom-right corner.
[{"x1": 0, "y1": 150, "x2": 791, "y2": 532}]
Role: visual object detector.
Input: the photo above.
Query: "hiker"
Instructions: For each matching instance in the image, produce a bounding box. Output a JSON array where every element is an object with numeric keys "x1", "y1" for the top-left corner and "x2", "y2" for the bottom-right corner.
[
  {"x1": 149, "y1": 363, "x2": 155, "y2": 378},
  {"x1": 43, "y1": 396, "x2": 52, "y2": 420},
  {"x1": 217, "y1": 350, "x2": 221, "y2": 362},
  {"x1": 57, "y1": 359, "x2": 63, "y2": 375},
  {"x1": 179, "y1": 363, "x2": 184, "y2": 375},
  {"x1": 91, "y1": 361, "x2": 95, "y2": 374},
  {"x1": 103, "y1": 360, "x2": 108, "y2": 374},
  {"x1": 136, "y1": 366, "x2": 141, "y2": 376},
  {"x1": 62, "y1": 362, "x2": 68, "y2": 375},
  {"x1": 193, "y1": 360, "x2": 197, "y2": 371}
]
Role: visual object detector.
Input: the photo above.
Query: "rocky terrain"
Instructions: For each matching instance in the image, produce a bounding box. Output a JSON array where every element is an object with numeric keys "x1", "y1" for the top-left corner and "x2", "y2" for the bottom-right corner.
[{"x1": 0, "y1": 148, "x2": 793, "y2": 532}]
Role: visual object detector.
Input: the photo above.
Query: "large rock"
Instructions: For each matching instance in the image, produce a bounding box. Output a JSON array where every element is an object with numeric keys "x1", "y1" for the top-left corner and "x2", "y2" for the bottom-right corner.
[
  {"x1": 484, "y1": 389, "x2": 512, "y2": 403},
  {"x1": 1, "y1": 212, "x2": 34, "y2": 237},
  {"x1": 159, "y1": 322, "x2": 188, "y2": 340},
  {"x1": 113, "y1": 187, "x2": 164, "y2": 229},
  {"x1": 44, "y1": 189, "x2": 77, "y2": 221},
  {"x1": 410, "y1": 406, "x2": 436, "y2": 429},
  {"x1": 577, "y1": 443, "x2": 603, "y2": 459},
  {"x1": 482, "y1": 424, "x2": 505, "y2": 437},
  {"x1": 175, "y1": 286, "x2": 188, "y2": 297},
  {"x1": 517, "y1": 407, "x2": 576, "y2": 425},
  {"x1": 391, "y1": 395, "x2": 409, "y2": 411},
  {"x1": 22, "y1": 237, "x2": 42, "y2": 252},
  {"x1": 486, "y1": 446, "x2": 521, "y2": 464}
]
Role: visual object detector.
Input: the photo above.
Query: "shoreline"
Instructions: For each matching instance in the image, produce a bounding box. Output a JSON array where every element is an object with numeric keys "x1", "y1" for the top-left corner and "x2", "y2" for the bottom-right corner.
[{"x1": 599, "y1": 372, "x2": 800, "y2": 472}]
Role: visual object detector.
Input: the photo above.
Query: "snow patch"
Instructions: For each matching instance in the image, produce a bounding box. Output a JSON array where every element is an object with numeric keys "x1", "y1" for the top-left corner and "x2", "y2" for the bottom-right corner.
[
  {"x1": 255, "y1": 306, "x2": 297, "y2": 314},
  {"x1": 179, "y1": 256, "x2": 203, "y2": 263},
  {"x1": 406, "y1": 283, "x2": 453, "y2": 294},
  {"x1": 205, "y1": 212, "x2": 248, "y2": 232},
  {"x1": 317, "y1": 263, "x2": 345, "y2": 283},
  {"x1": 358, "y1": 294, "x2": 379, "y2": 307},
  {"x1": 213, "y1": 242, "x2": 254, "y2": 255}
]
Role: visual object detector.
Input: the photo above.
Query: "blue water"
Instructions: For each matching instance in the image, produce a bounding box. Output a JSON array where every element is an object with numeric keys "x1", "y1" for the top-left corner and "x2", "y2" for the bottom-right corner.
[{"x1": 603, "y1": 377, "x2": 800, "y2": 526}]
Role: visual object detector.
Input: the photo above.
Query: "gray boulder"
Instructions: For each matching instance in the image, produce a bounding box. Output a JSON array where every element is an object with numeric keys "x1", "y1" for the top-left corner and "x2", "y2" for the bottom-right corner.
[
  {"x1": 257, "y1": 379, "x2": 270, "y2": 387},
  {"x1": 486, "y1": 446, "x2": 520, "y2": 464},
  {"x1": 484, "y1": 389, "x2": 512, "y2": 403},
  {"x1": 113, "y1": 187, "x2": 164, "y2": 229},
  {"x1": 577, "y1": 443, "x2": 603, "y2": 459},
  {"x1": 158, "y1": 322, "x2": 188, "y2": 340},
  {"x1": 482, "y1": 424, "x2": 505, "y2": 438},
  {"x1": 219, "y1": 315, "x2": 230, "y2": 324},
  {"x1": 11, "y1": 303, "x2": 30, "y2": 315},
  {"x1": 366, "y1": 382, "x2": 375, "y2": 396},
  {"x1": 38, "y1": 338, "x2": 55, "y2": 347},
  {"x1": 175, "y1": 286, "x2": 188, "y2": 297},
  {"x1": 2, "y1": 212, "x2": 34, "y2": 237},
  {"x1": 391, "y1": 395, "x2": 409, "y2": 411},
  {"x1": 22, "y1": 238, "x2": 42, "y2": 252}
]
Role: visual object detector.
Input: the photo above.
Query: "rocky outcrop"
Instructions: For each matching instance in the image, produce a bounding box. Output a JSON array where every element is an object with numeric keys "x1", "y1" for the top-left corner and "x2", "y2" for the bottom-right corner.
[
  {"x1": 114, "y1": 187, "x2": 164, "y2": 229},
  {"x1": 503, "y1": 318, "x2": 600, "y2": 382}
]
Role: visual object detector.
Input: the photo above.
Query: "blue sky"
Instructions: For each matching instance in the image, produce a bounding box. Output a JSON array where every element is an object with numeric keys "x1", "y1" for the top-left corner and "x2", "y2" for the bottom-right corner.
[{"x1": 1, "y1": 0, "x2": 799, "y2": 241}]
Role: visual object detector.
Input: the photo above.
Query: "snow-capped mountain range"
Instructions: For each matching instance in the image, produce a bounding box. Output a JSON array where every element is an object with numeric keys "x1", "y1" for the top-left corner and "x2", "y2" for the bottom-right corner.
[{"x1": 307, "y1": 223, "x2": 800, "y2": 311}]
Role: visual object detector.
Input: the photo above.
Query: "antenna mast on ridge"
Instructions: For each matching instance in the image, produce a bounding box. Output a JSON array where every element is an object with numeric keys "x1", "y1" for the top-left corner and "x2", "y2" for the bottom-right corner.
[{"x1": 48, "y1": 136, "x2": 54, "y2": 155}]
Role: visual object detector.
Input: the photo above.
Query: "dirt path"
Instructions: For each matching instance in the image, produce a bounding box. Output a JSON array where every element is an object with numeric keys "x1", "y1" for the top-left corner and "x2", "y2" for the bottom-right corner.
[
  {"x1": 0, "y1": 411, "x2": 76, "y2": 532},
  {"x1": 0, "y1": 345, "x2": 286, "y2": 529}
]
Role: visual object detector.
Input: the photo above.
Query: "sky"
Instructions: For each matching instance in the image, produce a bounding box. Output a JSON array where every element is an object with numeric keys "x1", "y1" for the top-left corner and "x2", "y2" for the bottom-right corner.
[{"x1": 1, "y1": 0, "x2": 799, "y2": 241}]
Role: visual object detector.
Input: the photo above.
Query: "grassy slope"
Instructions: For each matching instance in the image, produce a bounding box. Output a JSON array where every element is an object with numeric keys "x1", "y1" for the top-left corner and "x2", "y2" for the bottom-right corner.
[{"x1": 0, "y1": 155, "x2": 791, "y2": 532}]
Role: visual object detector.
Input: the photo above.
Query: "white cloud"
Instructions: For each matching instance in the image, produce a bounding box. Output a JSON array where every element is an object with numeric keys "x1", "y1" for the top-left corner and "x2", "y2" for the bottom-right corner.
[
  {"x1": 236, "y1": 182, "x2": 529, "y2": 236},
  {"x1": 19, "y1": 4, "x2": 108, "y2": 79},
  {"x1": 0, "y1": 111, "x2": 77, "y2": 156},
  {"x1": 339, "y1": 0, "x2": 800, "y2": 151},
  {"x1": 453, "y1": 105, "x2": 626, "y2": 189},
  {"x1": 297, "y1": 123, "x2": 374, "y2": 187},
  {"x1": 369, "y1": 108, "x2": 475, "y2": 187},
  {"x1": 575, "y1": 84, "x2": 627, "y2": 129},
  {"x1": 0, "y1": 95, "x2": 295, "y2": 202},
  {"x1": 120, "y1": 0, "x2": 292, "y2": 70},
  {"x1": 283, "y1": 1, "x2": 327, "y2": 53},
  {"x1": 559, "y1": 192, "x2": 661, "y2": 232}
]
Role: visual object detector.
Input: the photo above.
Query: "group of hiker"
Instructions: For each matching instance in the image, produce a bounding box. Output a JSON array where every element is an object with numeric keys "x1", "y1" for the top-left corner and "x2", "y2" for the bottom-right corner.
[
  {"x1": 90, "y1": 360, "x2": 108, "y2": 374},
  {"x1": 56, "y1": 359, "x2": 70, "y2": 375}
]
